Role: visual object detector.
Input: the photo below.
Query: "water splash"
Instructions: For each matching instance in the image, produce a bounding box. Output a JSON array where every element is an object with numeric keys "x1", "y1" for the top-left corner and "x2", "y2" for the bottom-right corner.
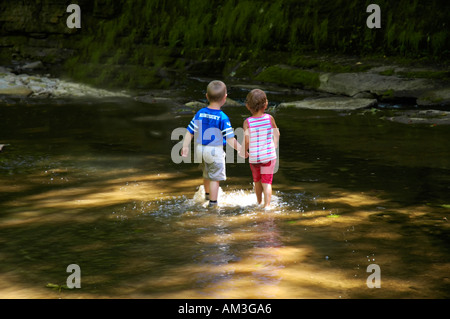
[
  {"x1": 191, "y1": 186, "x2": 255, "y2": 207},
  {"x1": 189, "y1": 185, "x2": 284, "y2": 211},
  {"x1": 138, "y1": 185, "x2": 289, "y2": 221}
]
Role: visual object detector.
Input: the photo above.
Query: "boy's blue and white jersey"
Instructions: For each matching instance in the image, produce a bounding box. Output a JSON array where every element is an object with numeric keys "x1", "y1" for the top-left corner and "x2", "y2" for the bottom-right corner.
[{"x1": 187, "y1": 107, "x2": 234, "y2": 146}]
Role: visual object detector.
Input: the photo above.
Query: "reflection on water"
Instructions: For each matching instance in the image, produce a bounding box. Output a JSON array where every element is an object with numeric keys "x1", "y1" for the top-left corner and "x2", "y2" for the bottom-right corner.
[{"x1": 0, "y1": 86, "x2": 449, "y2": 298}]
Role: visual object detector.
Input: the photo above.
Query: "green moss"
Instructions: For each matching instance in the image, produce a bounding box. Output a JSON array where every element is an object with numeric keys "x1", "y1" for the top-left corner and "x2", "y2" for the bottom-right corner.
[
  {"x1": 57, "y1": 0, "x2": 449, "y2": 90},
  {"x1": 63, "y1": 61, "x2": 170, "y2": 91},
  {"x1": 381, "y1": 89, "x2": 395, "y2": 99},
  {"x1": 430, "y1": 97, "x2": 443, "y2": 103},
  {"x1": 397, "y1": 70, "x2": 450, "y2": 80},
  {"x1": 288, "y1": 55, "x2": 372, "y2": 73},
  {"x1": 420, "y1": 94, "x2": 444, "y2": 104},
  {"x1": 83, "y1": 0, "x2": 450, "y2": 61},
  {"x1": 379, "y1": 69, "x2": 395, "y2": 76},
  {"x1": 254, "y1": 65, "x2": 320, "y2": 89}
]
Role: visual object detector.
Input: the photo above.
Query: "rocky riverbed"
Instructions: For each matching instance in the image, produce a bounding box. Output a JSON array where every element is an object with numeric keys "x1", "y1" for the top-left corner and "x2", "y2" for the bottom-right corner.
[
  {"x1": 0, "y1": 65, "x2": 129, "y2": 101},
  {"x1": 1, "y1": 59, "x2": 450, "y2": 125},
  {"x1": 317, "y1": 70, "x2": 450, "y2": 107}
]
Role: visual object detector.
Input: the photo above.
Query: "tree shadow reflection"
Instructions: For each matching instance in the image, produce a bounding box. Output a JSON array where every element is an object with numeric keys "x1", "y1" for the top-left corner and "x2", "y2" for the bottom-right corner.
[{"x1": 0, "y1": 149, "x2": 449, "y2": 299}]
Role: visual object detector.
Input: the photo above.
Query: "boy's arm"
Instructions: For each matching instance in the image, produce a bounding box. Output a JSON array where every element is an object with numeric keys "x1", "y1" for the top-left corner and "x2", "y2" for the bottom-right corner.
[
  {"x1": 181, "y1": 131, "x2": 193, "y2": 157},
  {"x1": 270, "y1": 115, "x2": 280, "y2": 148},
  {"x1": 238, "y1": 120, "x2": 249, "y2": 158},
  {"x1": 221, "y1": 115, "x2": 247, "y2": 158},
  {"x1": 182, "y1": 114, "x2": 198, "y2": 157},
  {"x1": 226, "y1": 137, "x2": 241, "y2": 152},
  {"x1": 226, "y1": 136, "x2": 248, "y2": 158}
]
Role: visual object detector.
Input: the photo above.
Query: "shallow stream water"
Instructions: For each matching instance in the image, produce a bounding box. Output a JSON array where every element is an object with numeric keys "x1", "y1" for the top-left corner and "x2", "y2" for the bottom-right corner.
[{"x1": 0, "y1": 79, "x2": 449, "y2": 298}]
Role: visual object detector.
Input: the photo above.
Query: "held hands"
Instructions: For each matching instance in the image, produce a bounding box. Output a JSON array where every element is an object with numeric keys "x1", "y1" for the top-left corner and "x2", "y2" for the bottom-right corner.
[
  {"x1": 181, "y1": 146, "x2": 189, "y2": 157},
  {"x1": 238, "y1": 146, "x2": 249, "y2": 159},
  {"x1": 182, "y1": 144, "x2": 248, "y2": 159},
  {"x1": 240, "y1": 150, "x2": 249, "y2": 159}
]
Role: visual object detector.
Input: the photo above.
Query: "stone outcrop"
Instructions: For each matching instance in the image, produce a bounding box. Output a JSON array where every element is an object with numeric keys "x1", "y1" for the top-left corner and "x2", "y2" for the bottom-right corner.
[
  {"x1": 314, "y1": 70, "x2": 450, "y2": 107},
  {"x1": 0, "y1": 69, "x2": 128, "y2": 98},
  {"x1": 318, "y1": 72, "x2": 437, "y2": 99},
  {"x1": 0, "y1": 83, "x2": 33, "y2": 96}
]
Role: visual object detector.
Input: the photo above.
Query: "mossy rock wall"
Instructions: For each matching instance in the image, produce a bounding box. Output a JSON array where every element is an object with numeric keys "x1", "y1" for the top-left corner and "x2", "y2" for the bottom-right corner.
[{"x1": 1, "y1": 0, "x2": 449, "y2": 90}]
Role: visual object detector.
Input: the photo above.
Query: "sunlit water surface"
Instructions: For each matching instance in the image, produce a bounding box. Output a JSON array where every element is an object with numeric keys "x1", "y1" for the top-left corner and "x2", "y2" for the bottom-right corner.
[{"x1": 0, "y1": 81, "x2": 449, "y2": 298}]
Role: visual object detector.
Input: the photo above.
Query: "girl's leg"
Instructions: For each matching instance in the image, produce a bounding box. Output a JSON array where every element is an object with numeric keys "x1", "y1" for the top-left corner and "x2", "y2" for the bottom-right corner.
[
  {"x1": 250, "y1": 164, "x2": 263, "y2": 205},
  {"x1": 254, "y1": 181, "x2": 263, "y2": 205},
  {"x1": 262, "y1": 183, "x2": 272, "y2": 208},
  {"x1": 260, "y1": 162, "x2": 275, "y2": 208}
]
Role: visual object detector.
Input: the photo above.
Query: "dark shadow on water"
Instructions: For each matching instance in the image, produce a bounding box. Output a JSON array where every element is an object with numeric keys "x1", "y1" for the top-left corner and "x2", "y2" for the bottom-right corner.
[{"x1": 1, "y1": 97, "x2": 450, "y2": 298}]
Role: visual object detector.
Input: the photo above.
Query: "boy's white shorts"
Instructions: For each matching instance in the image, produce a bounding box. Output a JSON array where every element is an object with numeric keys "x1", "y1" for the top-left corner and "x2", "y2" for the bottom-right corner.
[{"x1": 195, "y1": 144, "x2": 226, "y2": 181}]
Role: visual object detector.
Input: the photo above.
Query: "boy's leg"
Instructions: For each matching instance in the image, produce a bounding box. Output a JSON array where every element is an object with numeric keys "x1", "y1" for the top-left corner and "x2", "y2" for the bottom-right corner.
[
  {"x1": 203, "y1": 178, "x2": 210, "y2": 200},
  {"x1": 206, "y1": 146, "x2": 225, "y2": 205},
  {"x1": 209, "y1": 180, "x2": 220, "y2": 202}
]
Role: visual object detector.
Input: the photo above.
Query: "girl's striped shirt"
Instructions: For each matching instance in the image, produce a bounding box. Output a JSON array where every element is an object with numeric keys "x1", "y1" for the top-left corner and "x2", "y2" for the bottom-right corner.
[{"x1": 246, "y1": 114, "x2": 277, "y2": 164}]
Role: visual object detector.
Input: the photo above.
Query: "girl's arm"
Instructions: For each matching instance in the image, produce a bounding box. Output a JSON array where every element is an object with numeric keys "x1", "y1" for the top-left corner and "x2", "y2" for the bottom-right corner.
[{"x1": 270, "y1": 115, "x2": 280, "y2": 148}]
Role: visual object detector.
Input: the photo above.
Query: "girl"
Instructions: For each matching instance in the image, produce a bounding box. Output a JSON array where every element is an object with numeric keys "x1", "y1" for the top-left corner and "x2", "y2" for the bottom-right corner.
[{"x1": 240, "y1": 89, "x2": 280, "y2": 208}]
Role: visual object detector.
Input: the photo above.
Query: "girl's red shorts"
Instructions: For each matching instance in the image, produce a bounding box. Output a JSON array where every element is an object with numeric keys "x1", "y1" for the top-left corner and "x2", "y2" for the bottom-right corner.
[{"x1": 249, "y1": 160, "x2": 276, "y2": 184}]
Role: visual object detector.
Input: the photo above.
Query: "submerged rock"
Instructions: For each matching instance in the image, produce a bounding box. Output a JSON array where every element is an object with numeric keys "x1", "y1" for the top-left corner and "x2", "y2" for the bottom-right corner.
[
  {"x1": 278, "y1": 96, "x2": 377, "y2": 110},
  {"x1": 183, "y1": 97, "x2": 242, "y2": 109},
  {"x1": 185, "y1": 101, "x2": 207, "y2": 109},
  {"x1": 224, "y1": 97, "x2": 243, "y2": 106},
  {"x1": 132, "y1": 112, "x2": 177, "y2": 122},
  {"x1": 135, "y1": 95, "x2": 179, "y2": 105},
  {"x1": 174, "y1": 107, "x2": 196, "y2": 115},
  {"x1": 385, "y1": 109, "x2": 450, "y2": 125}
]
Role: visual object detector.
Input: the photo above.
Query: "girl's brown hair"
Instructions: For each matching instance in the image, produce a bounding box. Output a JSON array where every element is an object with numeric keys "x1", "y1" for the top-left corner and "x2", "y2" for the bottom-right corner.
[{"x1": 246, "y1": 89, "x2": 267, "y2": 113}]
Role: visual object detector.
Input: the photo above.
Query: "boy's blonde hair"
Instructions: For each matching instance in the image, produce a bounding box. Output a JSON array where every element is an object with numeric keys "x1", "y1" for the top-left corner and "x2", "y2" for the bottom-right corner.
[
  {"x1": 207, "y1": 80, "x2": 227, "y2": 102},
  {"x1": 246, "y1": 89, "x2": 267, "y2": 113}
]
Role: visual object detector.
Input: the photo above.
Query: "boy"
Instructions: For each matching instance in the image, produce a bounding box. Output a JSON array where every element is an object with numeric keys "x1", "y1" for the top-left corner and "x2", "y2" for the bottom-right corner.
[
  {"x1": 181, "y1": 80, "x2": 244, "y2": 206},
  {"x1": 239, "y1": 89, "x2": 280, "y2": 208}
]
